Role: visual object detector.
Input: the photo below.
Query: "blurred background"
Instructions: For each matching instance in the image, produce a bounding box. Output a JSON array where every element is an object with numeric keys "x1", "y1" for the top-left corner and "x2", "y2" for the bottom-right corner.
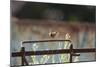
[
  {"x1": 11, "y1": 0, "x2": 96, "y2": 22},
  {"x1": 11, "y1": 0, "x2": 96, "y2": 66}
]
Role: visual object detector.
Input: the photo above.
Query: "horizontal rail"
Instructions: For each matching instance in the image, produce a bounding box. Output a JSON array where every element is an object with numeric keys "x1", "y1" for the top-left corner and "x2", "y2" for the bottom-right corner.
[
  {"x1": 12, "y1": 48, "x2": 96, "y2": 57},
  {"x1": 22, "y1": 40, "x2": 71, "y2": 44}
]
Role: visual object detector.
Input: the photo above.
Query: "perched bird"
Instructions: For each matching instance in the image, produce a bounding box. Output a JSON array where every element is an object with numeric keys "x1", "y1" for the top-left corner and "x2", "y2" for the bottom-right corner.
[{"x1": 49, "y1": 31, "x2": 58, "y2": 38}]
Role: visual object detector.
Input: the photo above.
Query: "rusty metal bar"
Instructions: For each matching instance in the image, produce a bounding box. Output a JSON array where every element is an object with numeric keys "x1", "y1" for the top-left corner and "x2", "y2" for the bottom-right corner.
[
  {"x1": 69, "y1": 44, "x2": 80, "y2": 63},
  {"x1": 22, "y1": 40, "x2": 71, "y2": 44},
  {"x1": 12, "y1": 48, "x2": 96, "y2": 57},
  {"x1": 21, "y1": 47, "x2": 29, "y2": 66},
  {"x1": 70, "y1": 44, "x2": 73, "y2": 63},
  {"x1": 21, "y1": 47, "x2": 25, "y2": 66}
]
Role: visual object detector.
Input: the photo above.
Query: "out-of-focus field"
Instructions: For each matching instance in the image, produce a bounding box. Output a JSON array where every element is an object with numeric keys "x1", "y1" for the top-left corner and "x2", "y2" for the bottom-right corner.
[{"x1": 11, "y1": 18, "x2": 96, "y2": 66}]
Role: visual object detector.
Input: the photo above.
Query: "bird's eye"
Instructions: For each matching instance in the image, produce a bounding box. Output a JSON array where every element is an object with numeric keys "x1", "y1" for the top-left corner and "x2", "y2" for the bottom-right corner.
[{"x1": 49, "y1": 31, "x2": 58, "y2": 38}]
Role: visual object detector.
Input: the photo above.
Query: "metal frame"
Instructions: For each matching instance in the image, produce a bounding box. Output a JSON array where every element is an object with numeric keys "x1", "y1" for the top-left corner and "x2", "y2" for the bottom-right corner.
[{"x1": 11, "y1": 40, "x2": 96, "y2": 66}]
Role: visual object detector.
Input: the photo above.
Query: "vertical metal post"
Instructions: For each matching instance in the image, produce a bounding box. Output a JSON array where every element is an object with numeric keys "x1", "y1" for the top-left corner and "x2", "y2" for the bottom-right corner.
[
  {"x1": 69, "y1": 44, "x2": 73, "y2": 63},
  {"x1": 69, "y1": 44, "x2": 80, "y2": 63},
  {"x1": 21, "y1": 47, "x2": 25, "y2": 66}
]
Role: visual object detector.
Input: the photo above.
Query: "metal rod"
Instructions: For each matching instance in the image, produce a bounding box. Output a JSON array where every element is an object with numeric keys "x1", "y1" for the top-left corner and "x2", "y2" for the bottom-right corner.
[
  {"x1": 22, "y1": 40, "x2": 71, "y2": 44},
  {"x1": 21, "y1": 47, "x2": 29, "y2": 66},
  {"x1": 70, "y1": 44, "x2": 73, "y2": 63},
  {"x1": 21, "y1": 47, "x2": 25, "y2": 66},
  {"x1": 12, "y1": 48, "x2": 96, "y2": 57}
]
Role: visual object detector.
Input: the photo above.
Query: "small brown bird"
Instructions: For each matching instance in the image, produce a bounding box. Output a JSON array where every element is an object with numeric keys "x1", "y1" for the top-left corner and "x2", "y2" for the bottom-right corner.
[{"x1": 49, "y1": 31, "x2": 58, "y2": 38}]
